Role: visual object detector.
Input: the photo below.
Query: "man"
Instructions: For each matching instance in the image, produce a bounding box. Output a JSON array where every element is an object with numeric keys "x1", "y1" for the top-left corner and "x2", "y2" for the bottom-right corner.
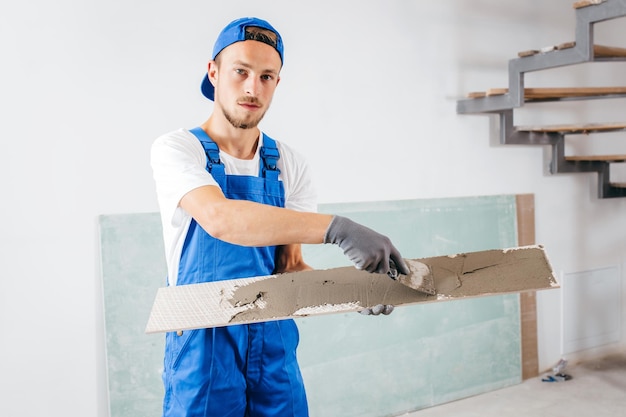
[{"x1": 151, "y1": 16, "x2": 408, "y2": 417}]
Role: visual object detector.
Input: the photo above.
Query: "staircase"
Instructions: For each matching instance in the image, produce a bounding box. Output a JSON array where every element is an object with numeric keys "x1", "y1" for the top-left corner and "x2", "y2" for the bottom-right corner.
[{"x1": 457, "y1": 0, "x2": 626, "y2": 198}]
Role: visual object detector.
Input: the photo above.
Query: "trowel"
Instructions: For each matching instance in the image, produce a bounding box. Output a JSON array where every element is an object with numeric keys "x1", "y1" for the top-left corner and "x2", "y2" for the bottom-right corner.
[{"x1": 388, "y1": 259, "x2": 436, "y2": 295}]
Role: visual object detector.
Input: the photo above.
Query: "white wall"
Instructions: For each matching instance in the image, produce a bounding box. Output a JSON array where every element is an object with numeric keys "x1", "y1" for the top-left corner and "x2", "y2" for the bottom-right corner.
[{"x1": 2, "y1": 1, "x2": 625, "y2": 416}]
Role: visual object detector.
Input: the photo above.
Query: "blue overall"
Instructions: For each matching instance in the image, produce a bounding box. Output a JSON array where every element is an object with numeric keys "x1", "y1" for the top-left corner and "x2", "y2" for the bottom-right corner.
[{"x1": 162, "y1": 128, "x2": 308, "y2": 417}]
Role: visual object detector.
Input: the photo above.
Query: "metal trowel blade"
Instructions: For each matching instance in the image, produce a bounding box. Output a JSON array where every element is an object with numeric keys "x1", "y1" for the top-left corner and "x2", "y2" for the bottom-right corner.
[{"x1": 390, "y1": 259, "x2": 436, "y2": 295}]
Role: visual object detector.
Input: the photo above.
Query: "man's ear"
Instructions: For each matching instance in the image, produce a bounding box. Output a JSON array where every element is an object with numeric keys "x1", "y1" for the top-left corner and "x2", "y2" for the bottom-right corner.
[
  {"x1": 207, "y1": 61, "x2": 218, "y2": 86},
  {"x1": 276, "y1": 75, "x2": 281, "y2": 87}
]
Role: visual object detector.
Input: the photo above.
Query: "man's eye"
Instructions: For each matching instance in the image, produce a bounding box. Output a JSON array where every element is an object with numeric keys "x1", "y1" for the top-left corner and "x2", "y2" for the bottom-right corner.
[
  {"x1": 235, "y1": 68, "x2": 247, "y2": 75},
  {"x1": 261, "y1": 74, "x2": 273, "y2": 81}
]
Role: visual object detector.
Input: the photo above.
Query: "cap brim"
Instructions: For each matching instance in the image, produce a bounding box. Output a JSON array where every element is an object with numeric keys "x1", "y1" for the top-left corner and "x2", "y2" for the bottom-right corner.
[{"x1": 201, "y1": 74, "x2": 214, "y2": 101}]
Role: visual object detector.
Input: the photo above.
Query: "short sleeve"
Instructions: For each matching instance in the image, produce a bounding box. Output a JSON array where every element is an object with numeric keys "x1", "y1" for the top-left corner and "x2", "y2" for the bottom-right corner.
[{"x1": 150, "y1": 128, "x2": 218, "y2": 227}]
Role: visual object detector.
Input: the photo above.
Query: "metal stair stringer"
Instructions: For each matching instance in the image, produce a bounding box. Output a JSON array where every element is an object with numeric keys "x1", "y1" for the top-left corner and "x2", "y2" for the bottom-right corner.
[
  {"x1": 550, "y1": 135, "x2": 626, "y2": 198},
  {"x1": 497, "y1": 110, "x2": 626, "y2": 199},
  {"x1": 498, "y1": 110, "x2": 561, "y2": 146}
]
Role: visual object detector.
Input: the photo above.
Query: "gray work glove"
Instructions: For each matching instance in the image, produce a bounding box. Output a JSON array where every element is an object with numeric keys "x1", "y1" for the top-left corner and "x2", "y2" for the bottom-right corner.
[{"x1": 324, "y1": 215, "x2": 410, "y2": 275}]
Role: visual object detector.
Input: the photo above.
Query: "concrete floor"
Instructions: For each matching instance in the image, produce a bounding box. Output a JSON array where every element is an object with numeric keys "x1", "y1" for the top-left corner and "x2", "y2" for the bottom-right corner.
[{"x1": 402, "y1": 353, "x2": 626, "y2": 417}]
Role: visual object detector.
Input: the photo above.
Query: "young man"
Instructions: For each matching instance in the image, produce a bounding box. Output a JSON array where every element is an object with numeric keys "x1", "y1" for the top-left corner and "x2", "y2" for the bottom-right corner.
[{"x1": 151, "y1": 17, "x2": 408, "y2": 417}]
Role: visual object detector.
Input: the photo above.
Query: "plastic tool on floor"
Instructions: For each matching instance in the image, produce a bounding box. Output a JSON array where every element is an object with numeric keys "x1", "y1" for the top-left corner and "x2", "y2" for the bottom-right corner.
[
  {"x1": 542, "y1": 358, "x2": 573, "y2": 382},
  {"x1": 542, "y1": 373, "x2": 573, "y2": 382}
]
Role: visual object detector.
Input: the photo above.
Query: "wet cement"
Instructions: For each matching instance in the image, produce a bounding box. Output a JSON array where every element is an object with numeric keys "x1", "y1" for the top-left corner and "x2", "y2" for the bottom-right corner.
[{"x1": 228, "y1": 245, "x2": 557, "y2": 324}]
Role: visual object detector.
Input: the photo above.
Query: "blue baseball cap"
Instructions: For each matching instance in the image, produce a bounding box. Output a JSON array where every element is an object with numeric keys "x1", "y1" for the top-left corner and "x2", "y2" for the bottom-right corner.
[{"x1": 201, "y1": 17, "x2": 284, "y2": 101}]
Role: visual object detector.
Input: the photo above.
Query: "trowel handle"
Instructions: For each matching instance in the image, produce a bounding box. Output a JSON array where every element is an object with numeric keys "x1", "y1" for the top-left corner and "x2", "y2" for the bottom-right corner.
[{"x1": 388, "y1": 259, "x2": 398, "y2": 280}]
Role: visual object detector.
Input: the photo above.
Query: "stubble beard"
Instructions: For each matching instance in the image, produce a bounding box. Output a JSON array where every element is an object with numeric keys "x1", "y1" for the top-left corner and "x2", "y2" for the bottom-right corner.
[{"x1": 222, "y1": 106, "x2": 267, "y2": 130}]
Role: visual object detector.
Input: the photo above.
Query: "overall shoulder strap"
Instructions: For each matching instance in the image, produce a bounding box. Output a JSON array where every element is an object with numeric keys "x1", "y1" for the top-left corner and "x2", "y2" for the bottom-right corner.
[
  {"x1": 189, "y1": 127, "x2": 225, "y2": 177},
  {"x1": 259, "y1": 133, "x2": 281, "y2": 180}
]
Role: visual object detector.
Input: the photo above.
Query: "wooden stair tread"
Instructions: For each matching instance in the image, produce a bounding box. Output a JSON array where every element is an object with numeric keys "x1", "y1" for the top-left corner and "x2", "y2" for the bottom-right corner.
[
  {"x1": 467, "y1": 87, "x2": 626, "y2": 100},
  {"x1": 573, "y1": 0, "x2": 606, "y2": 9},
  {"x1": 611, "y1": 182, "x2": 626, "y2": 188},
  {"x1": 466, "y1": 91, "x2": 487, "y2": 98},
  {"x1": 490, "y1": 87, "x2": 626, "y2": 98},
  {"x1": 565, "y1": 154, "x2": 626, "y2": 162},
  {"x1": 517, "y1": 122, "x2": 626, "y2": 134},
  {"x1": 594, "y1": 44, "x2": 626, "y2": 58},
  {"x1": 518, "y1": 43, "x2": 626, "y2": 58},
  {"x1": 518, "y1": 41, "x2": 575, "y2": 57}
]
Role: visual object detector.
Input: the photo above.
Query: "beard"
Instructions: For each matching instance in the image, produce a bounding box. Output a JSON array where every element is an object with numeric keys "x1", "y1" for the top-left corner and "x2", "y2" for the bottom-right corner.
[{"x1": 222, "y1": 99, "x2": 268, "y2": 130}]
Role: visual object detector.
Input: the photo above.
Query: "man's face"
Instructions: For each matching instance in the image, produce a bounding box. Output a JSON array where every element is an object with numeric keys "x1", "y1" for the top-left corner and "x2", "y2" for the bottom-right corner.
[{"x1": 210, "y1": 40, "x2": 281, "y2": 129}]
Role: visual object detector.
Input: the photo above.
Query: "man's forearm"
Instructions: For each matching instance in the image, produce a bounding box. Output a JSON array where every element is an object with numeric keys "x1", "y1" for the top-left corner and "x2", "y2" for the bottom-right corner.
[
  {"x1": 180, "y1": 185, "x2": 332, "y2": 247},
  {"x1": 208, "y1": 199, "x2": 332, "y2": 246}
]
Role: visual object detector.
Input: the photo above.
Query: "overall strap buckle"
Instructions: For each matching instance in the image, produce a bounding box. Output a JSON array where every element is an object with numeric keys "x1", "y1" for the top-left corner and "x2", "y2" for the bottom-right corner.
[
  {"x1": 259, "y1": 134, "x2": 281, "y2": 180},
  {"x1": 189, "y1": 127, "x2": 225, "y2": 177}
]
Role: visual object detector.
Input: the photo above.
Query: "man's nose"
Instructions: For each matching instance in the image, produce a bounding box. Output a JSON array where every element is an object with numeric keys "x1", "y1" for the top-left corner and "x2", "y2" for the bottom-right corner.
[{"x1": 244, "y1": 77, "x2": 259, "y2": 96}]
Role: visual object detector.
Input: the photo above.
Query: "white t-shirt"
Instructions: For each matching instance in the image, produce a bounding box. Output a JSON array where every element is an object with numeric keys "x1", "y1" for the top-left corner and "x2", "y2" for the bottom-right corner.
[{"x1": 150, "y1": 128, "x2": 318, "y2": 286}]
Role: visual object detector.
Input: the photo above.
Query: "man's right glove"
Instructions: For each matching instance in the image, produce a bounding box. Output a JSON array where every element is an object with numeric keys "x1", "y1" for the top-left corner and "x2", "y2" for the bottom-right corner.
[
  {"x1": 323, "y1": 215, "x2": 409, "y2": 275},
  {"x1": 359, "y1": 304, "x2": 394, "y2": 316}
]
